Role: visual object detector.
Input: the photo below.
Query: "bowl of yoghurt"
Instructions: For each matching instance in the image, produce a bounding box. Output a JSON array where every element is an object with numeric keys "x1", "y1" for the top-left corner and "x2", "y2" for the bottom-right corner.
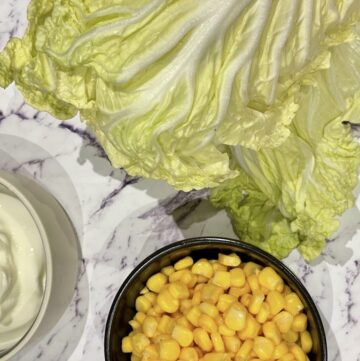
[{"x1": 0, "y1": 171, "x2": 79, "y2": 360}]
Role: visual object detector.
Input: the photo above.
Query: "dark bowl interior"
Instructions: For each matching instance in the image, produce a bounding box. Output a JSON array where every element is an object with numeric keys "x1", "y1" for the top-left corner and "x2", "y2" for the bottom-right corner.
[{"x1": 105, "y1": 237, "x2": 327, "y2": 361}]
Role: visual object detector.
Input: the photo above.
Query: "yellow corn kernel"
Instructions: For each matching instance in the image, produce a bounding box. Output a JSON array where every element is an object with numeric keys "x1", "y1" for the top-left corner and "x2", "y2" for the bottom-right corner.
[
  {"x1": 142, "y1": 354, "x2": 158, "y2": 360},
  {"x1": 131, "y1": 355, "x2": 141, "y2": 361},
  {"x1": 273, "y1": 342, "x2": 289, "y2": 359},
  {"x1": 192, "y1": 259, "x2": 214, "y2": 279},
  {"x1": 300, "y1": 331, "x2": 313, "y2": 353},
  {"x1": 159, "y1": 339, "x2": 180, "y2": 361},
  {"x1": 283, "y1": 285, "x2": 292, "y2": 295},
  {"x1": 258, "y1": 267, "x2": 283, "y2": 291},
  {"x1": 266, "y1": 291, "x2": 285, "y2": 316},
  {"x1": 155, "y1": 303, "x2": 165, "y2": 313},
  {"x1": 279, "y1": 353, "x2": 296, "y2": 361},
  {"x1": 212, "y1": 271, "x2": 231, "y2": 289},
  {"x1": 168, "y1": 281, "x2": 190, "y2": 299},
  {"x1": 253, "y1": 337, "x2": 275, "y2": 360},
  {"x1": 194, "y1": 346, "x2": 203, "y2": 358},
  {"x1": 218, "y1": 253, "x2": 241, "y2": 267},
  {"x1": 199, "y1": 314, "x2": 218, "y2": 333},
  {"x1": 262, "y1": 321, "x2": 282, "y2": 345},
  {"x1": 194, "y1": 283, "x2": 205, "y2": 293},
  {"x1": 186, "y1": 306, "x2": 202, "y2": 327},
  {"x1": 237, "y1": 314, "x2": 261, "y2": 340},
  {"x1": 169, "y1": 270, "x2": 185, "y2": 283},
  {"x1": 224, "y1": 302, "x2": 247, "y2": 331},
  {"x1": 136, "y1": 295, "x2": 152, "y2": 313},
  {"x1": 172, "y1": 324, "x2": 193, "y2": 347},
  {"x1": 153, "y1": 334, "x2": 171, "y2": 344},
  {"x1": 193, "y1": 328, "x2": 213, "y2": 352},
  {"x1": 273, "y1": 311, "x2": 294, "y2": 333},
  {"x1": 146, "y1": 307, "x2": 156, "y2": 317},
  {"x1": 228, "y1": 287, "x2": 242, "y2": 299},
  {"x1": 146, "y1": 273, "x2": 167, "y2": 294},
  {"x1": 227, "y1": 353, "x2": 236, "y2": 360},
  {"x1": 240, "y1": 294, "x2": 252, "y2": 307},
  {"x1": 283, "y1": 330, "x2": 299, "y2": 343},
  {"x1": 218, "y1": 324, "x2": 236, "y2": 336},
  {"x1": 243, "y1": 262, "x2": 262, "y2": 276},
  {"x1": 201, "y1": 284, "x2": 224, "y2": 304},
  {"x1": 199, "y1": 302, "x2": 219, "y2": 318},
  {"x1": 249, "y1": 291, "x2": 265, "y2": 315},
  {"x1": 210, "y1": 332, "x2": 225, "y2": 352},
  {"x1": 179, "y1": 316, "x2": 194, "y2": 330},
  {"x1": 229, "y1": 283, "x2": 250, "y2": 298},
  {"x1": 144, "y1": 345, "x2": 159, "y2": 358},
  {"x1": 276, "y1": 282, "x2": 284, "y2": 293},
  {"x1": 181, "y1": 270, "x2": 195, "y2": 285},
  {"x1": 247, "y1": 274, "x2": 260, "y2": 293},
  {"x1": 290, "y1": 344, "x2": 307, "y2": 361},
  {"x1": 188, "y1": 274, "x2": 198, "y2": 288},
  {"x1": 180, "y1": 299, "x2": 193, "y2": 313},
  {"x1": 179, "y1": 347, "x2": 199, "y2": 361},
  {"x1": 142, "y1": 316, "x2": 158, "y2": 338},
  {"x1": 140, "y1": 286, "x2": 149, "y2": 294},
  {"x1": 157, "y1": 288, "x2": 179, "y2": 313},
  {"x1": 230, "y1": 268, "x2": 246, "y2": 288},
  {"x1": 192, "y1": 290, "x2": 202, "y2": 306},
  {"x1": 162, "y1": 265, "x2": 175, "y2": 276},
  {"x1": 197, "y1": 275, "x2": 209, "y2": 283},
  {"x1": 122, "y1": 336, "x2": 133, "y2": 353},
  {"x1": 129, "y1": 320, "x2": 141, "y2": 330},
  {"x1": 256, "y1": 302, "x2": 270, "y2": 324},
  {"x1": 215, "y1": 315, "x2": 224, "y2": 326},
  {"x1": 144, "y1": 292, "x2": 157, "y2": 305},
  {"x1": 147, "y1": 304, "x2": 163, "y2": 317},
  {"x1": 292, "y1": 313, "x2": 307, "y2": 332},
  {"x1": 143, "y1": 344, "x2": 159, "y2": 359},
  {"x1": 134, "y1": 312, "x2": 146, "y2": 324},
  {"x1": 175, "y1": 256, "x2": 194, "y2": 270},
  {"x1": 212, "y1": 261, "x2": 228, "y2": 273},
  {"x1": 217, "y1": 294, "x2": 236, "y2": 312},
  {"x1": 202, "y1": 353, "x2": 232, "y2": 361},
  {"x1": 158, "y1": 315, "x2": 175, "y2": 334},
  {"x1": 235, "y1": 339, "x2": 254, "y2": 361},
  {"x1": 285, "y1": 293, "x2": 304, "y2": 316},
  {"x1": 132, "y1": 333, "x2": 150, "y2": 354},
  {"x1": 223, "y1": 335, "x2": 241, "y2": 353}
]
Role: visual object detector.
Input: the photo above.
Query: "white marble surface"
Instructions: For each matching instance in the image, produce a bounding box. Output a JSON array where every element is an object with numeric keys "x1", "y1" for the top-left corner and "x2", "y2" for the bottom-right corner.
[{"x1": 0, "y1": 1, "x2": 360, "y2": 360}]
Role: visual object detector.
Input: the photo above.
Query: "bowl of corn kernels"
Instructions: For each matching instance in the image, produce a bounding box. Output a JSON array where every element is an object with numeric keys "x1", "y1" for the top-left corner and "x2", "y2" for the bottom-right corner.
[{"x1": 105, "y1": 237, "x2": 327, "y2": 361}]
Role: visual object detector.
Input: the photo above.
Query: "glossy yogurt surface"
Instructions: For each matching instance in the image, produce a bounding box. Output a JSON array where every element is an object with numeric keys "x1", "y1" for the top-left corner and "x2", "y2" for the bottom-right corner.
[{"x1": 0, "y1": 191, "x2": 45, "y2": 352}]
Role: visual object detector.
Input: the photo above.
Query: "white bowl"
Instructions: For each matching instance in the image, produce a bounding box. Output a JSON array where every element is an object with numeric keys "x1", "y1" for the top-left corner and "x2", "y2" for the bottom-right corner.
[{"x1": 0, "y1": 171, "x2": 80, "y2": 360}]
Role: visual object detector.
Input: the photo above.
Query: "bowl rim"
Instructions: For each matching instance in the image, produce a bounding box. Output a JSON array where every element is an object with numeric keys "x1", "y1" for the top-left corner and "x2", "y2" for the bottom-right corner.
[
  {"x1": 0, "y1": 172, "x2": 53, "y2": 360},
  {"x1": 104, "y1": 236, "x2": 327, "y2": 361}
]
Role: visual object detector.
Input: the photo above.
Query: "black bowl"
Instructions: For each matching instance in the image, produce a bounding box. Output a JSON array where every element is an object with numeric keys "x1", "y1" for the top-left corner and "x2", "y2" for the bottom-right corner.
[{"x1": 105, "y1": 237, "x2": 327, "y2": 361}]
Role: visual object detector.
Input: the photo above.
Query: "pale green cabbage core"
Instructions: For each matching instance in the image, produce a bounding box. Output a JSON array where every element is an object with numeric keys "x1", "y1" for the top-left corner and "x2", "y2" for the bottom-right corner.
[{"x1": 1, "y1": 0, "x2": 360, "y2": 259}]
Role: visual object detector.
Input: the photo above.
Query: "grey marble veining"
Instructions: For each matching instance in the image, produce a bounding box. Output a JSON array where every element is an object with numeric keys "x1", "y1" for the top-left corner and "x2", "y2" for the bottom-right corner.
[{"x1": 0, "y1": 1, "x2": 360, "y2": 360}]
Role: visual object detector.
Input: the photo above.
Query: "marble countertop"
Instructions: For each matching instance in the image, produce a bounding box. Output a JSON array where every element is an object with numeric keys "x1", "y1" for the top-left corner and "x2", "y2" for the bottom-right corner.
[{"x1": 1, "y1": 1, "x2": 360, "y2": 360}]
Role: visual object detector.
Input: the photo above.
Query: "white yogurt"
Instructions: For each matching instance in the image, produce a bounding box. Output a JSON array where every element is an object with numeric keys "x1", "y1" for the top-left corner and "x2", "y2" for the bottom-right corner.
[{"x1": 0, "y1": 190, "x2": 45, "y2": 352}]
